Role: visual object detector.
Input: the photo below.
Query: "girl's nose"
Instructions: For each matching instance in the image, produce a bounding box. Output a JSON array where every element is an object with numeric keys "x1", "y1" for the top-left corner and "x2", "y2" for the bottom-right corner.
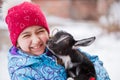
[{"x1": 32, "y1": 35, "x2": 41, "y2": 44}]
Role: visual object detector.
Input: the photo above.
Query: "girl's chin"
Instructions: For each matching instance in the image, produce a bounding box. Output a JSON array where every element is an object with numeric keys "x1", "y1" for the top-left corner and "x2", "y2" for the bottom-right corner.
[{"x1": 34, "y1": 51, "x2": 44, "y2": 56}]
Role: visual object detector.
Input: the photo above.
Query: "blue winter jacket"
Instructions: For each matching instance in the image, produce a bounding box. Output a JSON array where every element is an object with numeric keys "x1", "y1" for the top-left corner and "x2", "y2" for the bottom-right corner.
[
  {"x1": 8, "y1": 47, "x2": 67, "y2": 80},
  {"x1": 8, "y1": 46, "x2": 110, "y2": 80}
]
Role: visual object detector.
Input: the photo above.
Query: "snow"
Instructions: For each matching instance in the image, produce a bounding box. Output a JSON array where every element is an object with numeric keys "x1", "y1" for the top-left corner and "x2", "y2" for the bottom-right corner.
[
  {"x1": 0, "y1": 20, "x2": 7, "y2": 29},
  {"x1": 0, "y1": 16, "x2": 120, "y2": 80},
  {"x1": 0, "y1": 50, "x2": 10, "y2": 80}
]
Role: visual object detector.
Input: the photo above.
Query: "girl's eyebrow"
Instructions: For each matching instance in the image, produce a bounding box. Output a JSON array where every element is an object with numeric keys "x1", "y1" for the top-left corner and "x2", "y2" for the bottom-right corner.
[{"x1": 37, "y1": 27, "x2": 45, "y2": 30}]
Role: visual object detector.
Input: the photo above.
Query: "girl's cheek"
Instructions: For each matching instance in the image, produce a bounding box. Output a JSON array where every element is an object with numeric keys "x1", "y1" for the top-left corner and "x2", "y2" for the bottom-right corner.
[
  {"x1": 40, "y1": 33, "x2": 49, "y2": 43},
  {"x1": 42, "y1": 36, "x2": 49, "y2": 44},
  {"x1": 17, "y1": 38, "x2": 31, "y2": 49}
]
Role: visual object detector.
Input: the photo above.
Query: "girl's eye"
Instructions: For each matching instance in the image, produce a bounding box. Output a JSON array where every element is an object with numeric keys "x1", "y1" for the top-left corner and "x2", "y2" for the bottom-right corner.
[
  {"x1": 23, "y1": 34, "x2": 30, "y2": 38},
  {"x1": 37, "y1": 30, "x2": 45, "y2": 34}
]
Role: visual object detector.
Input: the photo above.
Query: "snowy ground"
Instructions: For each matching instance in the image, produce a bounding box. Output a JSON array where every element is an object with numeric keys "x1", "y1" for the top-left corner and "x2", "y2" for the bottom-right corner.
[{"x1": 0, "y1": 16, "x2": 120, "y2": 80}]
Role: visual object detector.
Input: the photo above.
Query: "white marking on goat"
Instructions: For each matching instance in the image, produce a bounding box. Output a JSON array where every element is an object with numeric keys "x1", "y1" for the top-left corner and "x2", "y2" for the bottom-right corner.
[
  {"x1": 67, "y1": 77, "x2": 74, "y2": 80},
  {"x1": 58, "y1": 55, "x2": 73, "y2": 69},
  {"x1": 55, "y1": 35, "x2": 69, "y2": 44},
  {"x1": 76, "y1": 66, "x2": 80, "y2": 76}
]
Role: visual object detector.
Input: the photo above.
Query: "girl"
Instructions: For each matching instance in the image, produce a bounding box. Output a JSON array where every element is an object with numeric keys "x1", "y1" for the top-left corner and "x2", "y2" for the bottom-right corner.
[{"x1": 5, "y1": 2, "x2": 66, "y2": 80}]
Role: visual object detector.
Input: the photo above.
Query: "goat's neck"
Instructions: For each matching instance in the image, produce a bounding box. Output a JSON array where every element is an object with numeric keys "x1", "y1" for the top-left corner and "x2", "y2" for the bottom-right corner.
[{"x1": 69, "y1": 49, "x2": 82, "y2": 62}]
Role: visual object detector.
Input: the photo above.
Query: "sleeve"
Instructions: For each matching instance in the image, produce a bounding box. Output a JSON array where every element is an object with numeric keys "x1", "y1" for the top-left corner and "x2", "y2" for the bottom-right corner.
[
  {"x1": 11, "y1": 68, "x2": 33, "y2": 80},
  {"x1": 10, "y1": 67, "x2": 44, "y2": 80},
  {"x1": 78, "y1": 49, "x2": 111, "y2": 80},
  {"x1": 11, "y1": 73, "x2": 32, "y2": 80}
]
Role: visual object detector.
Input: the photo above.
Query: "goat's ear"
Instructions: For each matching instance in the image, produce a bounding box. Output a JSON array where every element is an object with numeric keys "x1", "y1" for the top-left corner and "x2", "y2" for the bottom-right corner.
[{"x1": 72, "y1": 36, "x2": 96, "y2": 49}]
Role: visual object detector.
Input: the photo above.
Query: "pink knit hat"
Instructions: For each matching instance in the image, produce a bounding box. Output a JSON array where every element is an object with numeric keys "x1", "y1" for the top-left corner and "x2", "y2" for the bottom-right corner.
[{"x1": 5, "y1": 2, "x2": 50, "y2": 47}]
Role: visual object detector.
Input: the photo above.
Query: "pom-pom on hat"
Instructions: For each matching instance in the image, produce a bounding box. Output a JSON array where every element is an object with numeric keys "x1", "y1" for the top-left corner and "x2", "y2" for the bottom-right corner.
[{"x1": 5, "y1": 2, "x2": 50, "y2": 47}]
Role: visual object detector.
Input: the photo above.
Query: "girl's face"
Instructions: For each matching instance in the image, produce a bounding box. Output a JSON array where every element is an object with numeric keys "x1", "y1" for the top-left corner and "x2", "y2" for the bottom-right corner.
[{"x1": 17, "y1": 26, "x2": 49, "y2": 56}]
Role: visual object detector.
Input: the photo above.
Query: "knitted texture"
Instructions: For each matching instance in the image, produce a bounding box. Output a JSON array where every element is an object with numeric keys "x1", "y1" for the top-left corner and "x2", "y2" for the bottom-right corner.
[{"x1": 5, "y1": 2, "x2": 49, "y2": 46}]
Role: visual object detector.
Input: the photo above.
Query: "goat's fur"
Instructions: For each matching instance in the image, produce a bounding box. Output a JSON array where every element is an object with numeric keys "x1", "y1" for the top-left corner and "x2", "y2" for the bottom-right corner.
[{"x1": 47, "y1": 31, "x2": 97, "y2": 80}]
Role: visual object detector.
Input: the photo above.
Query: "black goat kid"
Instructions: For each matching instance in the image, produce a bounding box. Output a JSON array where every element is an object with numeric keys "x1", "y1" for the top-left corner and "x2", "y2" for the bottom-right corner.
[{"x1": 47, "y1": 31, "x2": 97, "y2": 80}]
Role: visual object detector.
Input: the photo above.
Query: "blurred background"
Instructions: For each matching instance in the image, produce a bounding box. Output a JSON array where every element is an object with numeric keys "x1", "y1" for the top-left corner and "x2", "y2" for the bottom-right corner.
[{"x1": 0, "y1": 0, "x2": 120, "y2": 80}]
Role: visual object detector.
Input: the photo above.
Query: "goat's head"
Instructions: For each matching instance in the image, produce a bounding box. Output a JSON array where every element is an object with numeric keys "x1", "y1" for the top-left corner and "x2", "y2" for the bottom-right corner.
[{"x1": 47, "y1": 31, "x2": 96, "y2": 55}]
